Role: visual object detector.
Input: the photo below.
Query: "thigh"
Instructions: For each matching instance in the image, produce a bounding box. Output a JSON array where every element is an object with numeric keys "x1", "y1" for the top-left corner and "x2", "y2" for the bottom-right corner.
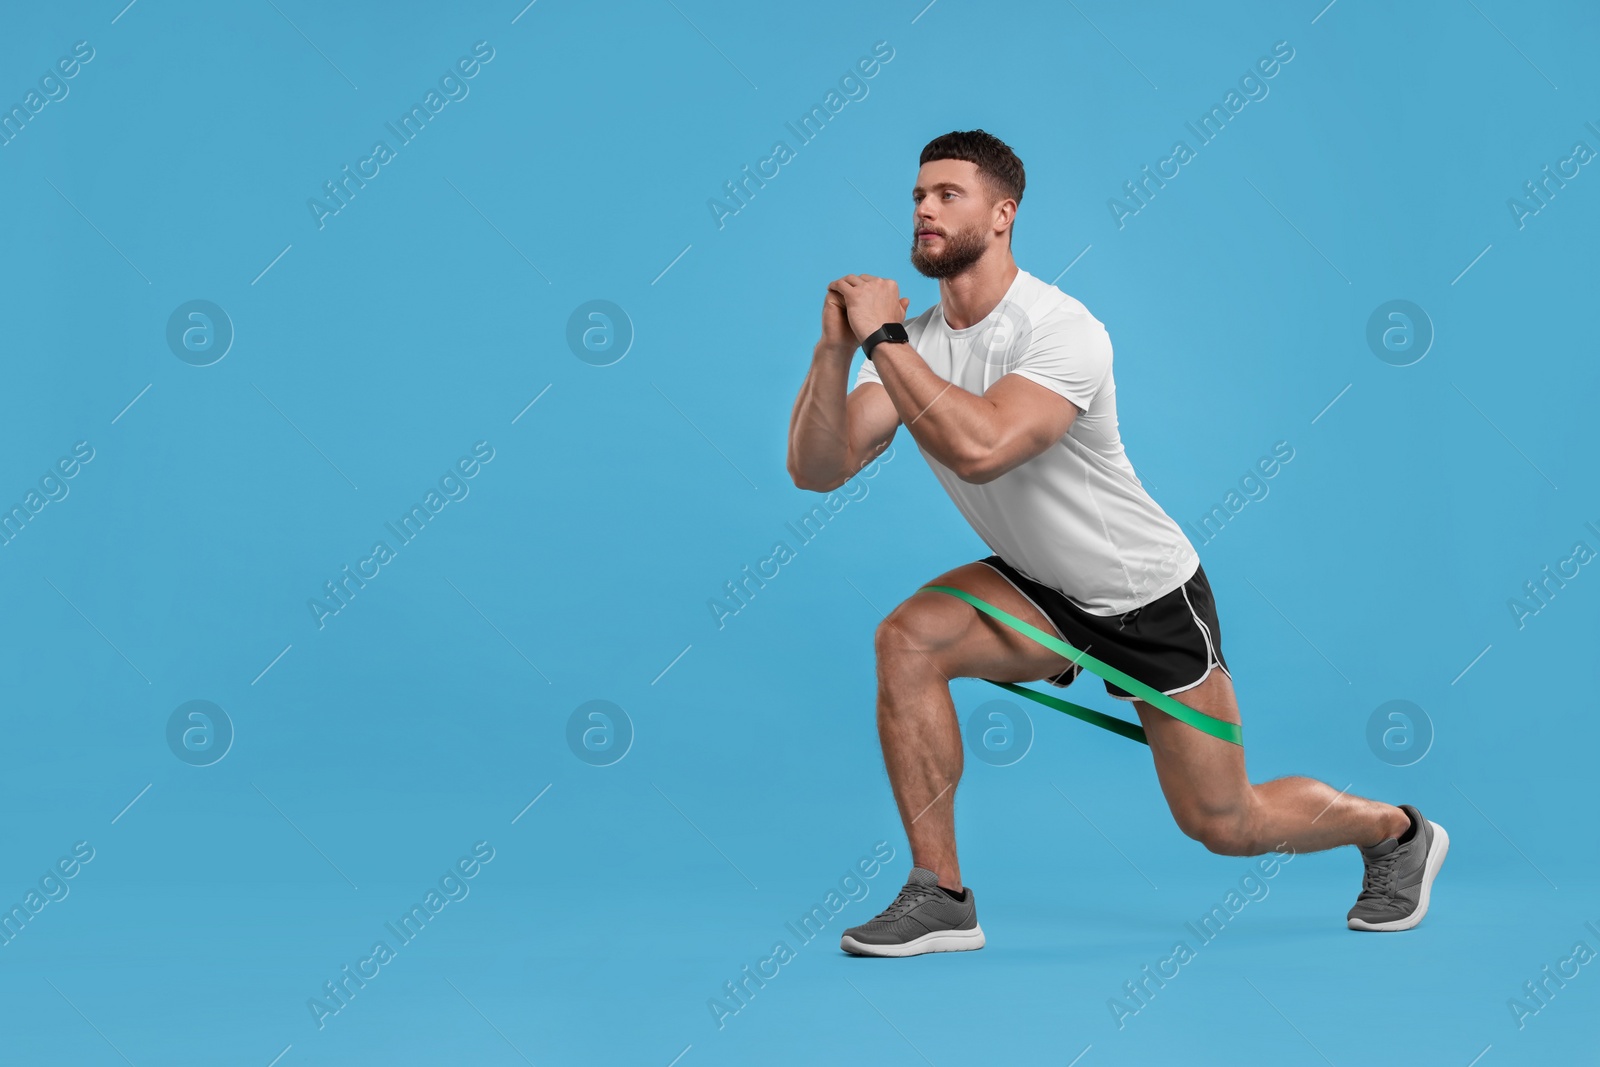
[
  {"x1": 1130, "y1": 668, "x2": 1251, "y2": 822},
  {"x1": 883, "y1": 561, "x2": 1080, "y2": 683}
]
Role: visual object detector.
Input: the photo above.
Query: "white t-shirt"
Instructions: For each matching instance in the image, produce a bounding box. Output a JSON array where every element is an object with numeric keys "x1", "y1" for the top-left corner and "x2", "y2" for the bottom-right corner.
[{"x1": 853, "y1": 267, "x2": 1198, "y2": 615}]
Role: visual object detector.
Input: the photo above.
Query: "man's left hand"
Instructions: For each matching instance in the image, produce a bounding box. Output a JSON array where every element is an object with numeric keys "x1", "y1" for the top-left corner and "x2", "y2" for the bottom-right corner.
[{"x1": 827, "y1": 275, "x2": 907, "y2": 344}]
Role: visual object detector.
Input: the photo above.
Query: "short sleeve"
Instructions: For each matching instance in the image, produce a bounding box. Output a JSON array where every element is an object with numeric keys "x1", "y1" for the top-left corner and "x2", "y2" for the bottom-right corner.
[{"x1": 1006, "y1": 312, "x2": 1112, "y2": 413}]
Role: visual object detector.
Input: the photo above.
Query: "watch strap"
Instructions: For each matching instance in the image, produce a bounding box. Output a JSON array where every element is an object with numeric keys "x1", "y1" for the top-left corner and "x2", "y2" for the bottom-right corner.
[{"x1": 862, "y1": 322, "x2": 909, "y2": 360}]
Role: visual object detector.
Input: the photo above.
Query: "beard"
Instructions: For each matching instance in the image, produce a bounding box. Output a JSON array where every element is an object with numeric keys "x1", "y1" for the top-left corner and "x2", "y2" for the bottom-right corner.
[{"x1": 909, "y1": 223, "x2": 989, "y2": 279}]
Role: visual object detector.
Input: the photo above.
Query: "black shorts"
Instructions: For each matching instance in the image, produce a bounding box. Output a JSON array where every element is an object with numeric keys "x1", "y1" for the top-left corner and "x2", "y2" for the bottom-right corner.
[{"x1": 976, "y1": 556, "x2": 1231, "y2": 702}]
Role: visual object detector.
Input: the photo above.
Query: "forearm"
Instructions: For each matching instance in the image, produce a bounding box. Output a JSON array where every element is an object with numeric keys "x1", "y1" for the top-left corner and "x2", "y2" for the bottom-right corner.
[
  {"x1": 869, "y1": 342, "x2": 999, "y2": 480},
  {"x1": 786, "y1": 344, "x2": 855, "y2": 490}
]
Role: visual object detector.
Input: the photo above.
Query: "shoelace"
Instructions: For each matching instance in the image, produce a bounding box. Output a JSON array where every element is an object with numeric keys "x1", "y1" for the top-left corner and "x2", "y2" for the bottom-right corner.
[
  {"x1": 1356, "y1": 846, "x2": 1404, "y2": 900},
  {"x1": 872, "y1": 881, "x2": 942, "y2": 923}
]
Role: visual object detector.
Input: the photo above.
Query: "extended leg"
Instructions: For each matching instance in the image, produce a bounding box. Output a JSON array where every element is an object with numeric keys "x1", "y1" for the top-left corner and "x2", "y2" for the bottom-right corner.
[{"x1": 1130, "y1": 669, "x2": 1409, "y2": 855}]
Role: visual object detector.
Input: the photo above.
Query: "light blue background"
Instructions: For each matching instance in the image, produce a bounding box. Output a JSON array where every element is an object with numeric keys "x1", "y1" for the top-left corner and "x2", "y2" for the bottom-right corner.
[{"x1": 1, "y1": 1, "x2": 1595, "y2": 1064}]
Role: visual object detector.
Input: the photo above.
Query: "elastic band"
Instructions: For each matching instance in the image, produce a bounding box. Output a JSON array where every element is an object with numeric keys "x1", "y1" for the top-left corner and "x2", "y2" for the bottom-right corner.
[{"x1": 920, "y1": 584, "x2": 1243, "y2": 747}]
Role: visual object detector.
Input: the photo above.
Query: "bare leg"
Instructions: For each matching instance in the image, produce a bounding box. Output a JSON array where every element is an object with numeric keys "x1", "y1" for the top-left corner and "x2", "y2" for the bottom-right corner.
[
  {"x1": 871, "y1": 561, "x2": 1407, "y2": 897},
  {"x1": 873, "y1": 563, "x2": 1092, "y2": 891},
  {"x1": 1129, "y1": 669, "x2": 1409, "y2": 855},
  {"x1": 874, "y1": 630, "x2": 964, "y2": 888}
]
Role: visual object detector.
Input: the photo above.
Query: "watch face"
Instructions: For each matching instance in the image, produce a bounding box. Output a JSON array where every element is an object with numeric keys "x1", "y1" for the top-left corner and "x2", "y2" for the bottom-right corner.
[{"x1": 866, "y1": 322, "x2": 909, "y2": 359}]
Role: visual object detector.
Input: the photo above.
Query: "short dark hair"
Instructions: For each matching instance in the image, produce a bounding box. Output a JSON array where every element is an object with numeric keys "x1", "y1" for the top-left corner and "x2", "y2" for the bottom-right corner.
[{"x1": 918, "y1": 130, "x2": 1026, "y2": 243}]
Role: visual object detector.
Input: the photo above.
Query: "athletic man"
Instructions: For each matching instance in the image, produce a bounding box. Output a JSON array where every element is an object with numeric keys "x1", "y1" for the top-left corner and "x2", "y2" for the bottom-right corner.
[{"x1": 785, "y1": 130, "x2": 1448, "y2": 957}]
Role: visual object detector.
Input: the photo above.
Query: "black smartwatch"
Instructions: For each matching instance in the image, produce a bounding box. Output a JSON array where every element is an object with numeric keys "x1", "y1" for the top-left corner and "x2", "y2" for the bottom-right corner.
[{"x1": 861, "y1": 321, "x2": 909, "y2": 360}]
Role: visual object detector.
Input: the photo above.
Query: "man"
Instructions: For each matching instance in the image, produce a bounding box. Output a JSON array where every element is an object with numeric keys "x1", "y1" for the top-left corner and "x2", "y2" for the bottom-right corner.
[{"x1": 785, "y1": 130, "x2": 1448, "y2": 958}]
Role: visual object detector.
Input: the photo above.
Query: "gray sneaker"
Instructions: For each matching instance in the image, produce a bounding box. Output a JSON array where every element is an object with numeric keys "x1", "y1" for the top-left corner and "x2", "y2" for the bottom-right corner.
[
  {"x1": 1347, "y1": 803, "x2": 1449, "y2": 931},
  {"x1": 840, "y1": 867, "x2": 985, "y2": 957}
]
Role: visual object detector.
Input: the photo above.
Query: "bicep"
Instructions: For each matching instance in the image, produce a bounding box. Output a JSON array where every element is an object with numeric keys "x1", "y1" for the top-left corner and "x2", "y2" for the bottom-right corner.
[
  {"x1": 845, "y1": 381, "x2": 900, "y2": 474},
  {"x1": 973, "y1": 373, "x2": 1080, "y2": 480}
]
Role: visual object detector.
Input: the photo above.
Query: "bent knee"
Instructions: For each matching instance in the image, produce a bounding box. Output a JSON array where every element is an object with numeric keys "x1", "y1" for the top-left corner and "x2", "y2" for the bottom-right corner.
[
  {"x1": 873, "y1": 595, "x2": 969, "y2": 665},
  {"x1": 1178, "y1": 810, "x2": 1255, "y2": 857}
]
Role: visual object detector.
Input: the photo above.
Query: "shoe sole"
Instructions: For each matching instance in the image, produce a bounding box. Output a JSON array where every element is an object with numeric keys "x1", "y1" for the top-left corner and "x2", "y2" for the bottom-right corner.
[
  {"x1": 840, "y1": 924, "x2": 986, "y2": 957},
  {"x1": 1347, "y1": 821, "x2": 1449, "y2": 932}
]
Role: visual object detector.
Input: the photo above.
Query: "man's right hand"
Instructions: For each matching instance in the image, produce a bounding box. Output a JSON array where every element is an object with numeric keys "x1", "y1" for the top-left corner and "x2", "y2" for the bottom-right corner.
[{"x1": 792, "y1": 286, "x2": 907, "y2": 491}]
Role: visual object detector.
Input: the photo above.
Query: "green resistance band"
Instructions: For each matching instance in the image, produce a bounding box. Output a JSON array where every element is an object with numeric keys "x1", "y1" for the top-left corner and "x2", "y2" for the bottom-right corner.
[{"x1": 920, "y1": 584, "x2": 1243, "y2": 747}]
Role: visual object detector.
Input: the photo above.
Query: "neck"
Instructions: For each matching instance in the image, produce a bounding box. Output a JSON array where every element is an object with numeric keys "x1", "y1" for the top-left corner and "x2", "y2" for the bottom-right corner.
[{"x1": 938, "y1": 252, "x2": 1019, "y2": 330}]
